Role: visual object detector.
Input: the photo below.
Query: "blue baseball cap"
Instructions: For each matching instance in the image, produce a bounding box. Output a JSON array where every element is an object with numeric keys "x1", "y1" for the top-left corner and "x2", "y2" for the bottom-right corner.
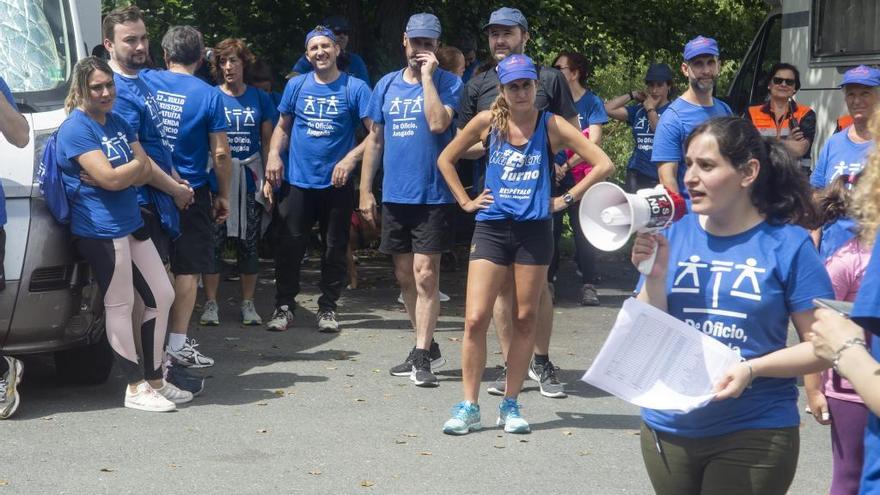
[
  {"x1": 683, "y1": 35, "x2": 719, "y2": 61},
  {"x1": 840, "y1": 65, "x2": 880, "y2": 88},
  {"x1": 645, "y1": 63, "x2": 674, "y2": 82},
  {"x1": 483, "y1": 7, "x2": 528, "y2": 31},
  {"x1": 305, "y1": 27, "x2": 336, "y2": 48},
  {"x1": 405, "y1": 13, "x2": 441, "y2": 39},
  {"x1": 322, "y1": 15, "x2": 350, "y2": 32},
  {"x1": 497, "y1": 54, "x2": 537, "y2": 84}
]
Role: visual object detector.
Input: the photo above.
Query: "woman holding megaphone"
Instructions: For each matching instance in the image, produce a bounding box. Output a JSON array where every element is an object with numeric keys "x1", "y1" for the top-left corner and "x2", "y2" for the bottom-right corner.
[
  {"x1": 632, "y1": 116, "x2": 834, "y2": 494},
  {"x1": 436, "y1": 54, "x2": 613, "y2": 435}
]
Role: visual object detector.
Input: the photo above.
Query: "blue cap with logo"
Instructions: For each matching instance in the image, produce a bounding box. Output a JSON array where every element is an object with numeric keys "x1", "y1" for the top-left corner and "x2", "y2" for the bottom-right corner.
[
  {"x1": 497, "y1": 54, "x2": 538, "y2": 84},
  {"x1": 683, "y1": 35, "x2": 719, "y2": 61},
  {"x1": 305, "y1": 26, "x2": 336, "y2": 48},
  {"x1": 840, "y1": 65, "x2": 880, "y2": 88},
  {"x1": 483, "y1": 7, "x2": 528, "y2": 31},
  {"x1": 406, "y1": 13, "x2": 441, "y2": 39}
]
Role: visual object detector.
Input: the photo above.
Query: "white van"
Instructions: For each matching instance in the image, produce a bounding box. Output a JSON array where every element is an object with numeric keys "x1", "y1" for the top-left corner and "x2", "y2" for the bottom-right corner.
[
  {"x1": 727, "y1": 0, "x2": 880, "y2": 152},
  {"x1": 0, "y1": 0, "x2": 114, "y2": 383}
]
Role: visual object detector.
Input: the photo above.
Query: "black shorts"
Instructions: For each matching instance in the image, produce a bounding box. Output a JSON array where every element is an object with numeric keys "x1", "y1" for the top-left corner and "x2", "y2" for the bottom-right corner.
[
  {"x1": 170, "y1": 185, "x2": 214, "y2": 275},
  {"x1": 469, "y1": 219, "x2": 554, "y2": 266},
  {"x1": 380, "y1": 203, "x2": 455, "y2": 255},
  {"x1": 140, "y1": 204, "x2": 171, "y2": 265}
]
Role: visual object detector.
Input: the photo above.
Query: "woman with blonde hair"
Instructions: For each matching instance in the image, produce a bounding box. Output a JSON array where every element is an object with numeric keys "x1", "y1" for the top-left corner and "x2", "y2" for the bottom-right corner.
[
  {"x1": 811, "y1": 108, "x2": 880, "y2": 494},
  {"x1": 58, "y1": 56, "x2": 186, "y2": 411},
  {"x1": 437, "y1": 54, "x2": 613, "y2": 435}
]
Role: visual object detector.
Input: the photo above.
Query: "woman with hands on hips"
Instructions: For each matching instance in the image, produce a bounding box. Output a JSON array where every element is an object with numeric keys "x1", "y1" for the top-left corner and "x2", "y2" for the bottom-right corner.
[
  {"x1": 436, "y1": 54, "x2": 613, "y2": 436},
  {"x1": 632, "y1": 116, "x2": 833, "y2": 495}
]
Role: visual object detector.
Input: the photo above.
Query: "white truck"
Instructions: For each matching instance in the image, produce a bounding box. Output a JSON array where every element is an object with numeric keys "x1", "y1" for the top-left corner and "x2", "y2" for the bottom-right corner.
[
  {"x1": 727, "y1": 0, "x2": 880, "y2": 153},
  {"x1": 0, "y1": 0, "x2": 114, "y2": 383}
]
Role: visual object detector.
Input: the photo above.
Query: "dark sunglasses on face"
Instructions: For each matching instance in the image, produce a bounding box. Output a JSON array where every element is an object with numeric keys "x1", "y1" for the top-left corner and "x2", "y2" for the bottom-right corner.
[{"x1": 772, "y1": 76, "x2": 796, "y2": 87}]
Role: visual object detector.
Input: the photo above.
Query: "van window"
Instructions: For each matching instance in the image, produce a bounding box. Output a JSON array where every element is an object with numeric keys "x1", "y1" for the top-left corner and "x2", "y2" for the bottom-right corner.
[
  {"x1": 813, "y1": 0, "x2": 880, "y2": 58},
  {"x1": 0, "y1": 0, "x2": 74, "y2": 101}
]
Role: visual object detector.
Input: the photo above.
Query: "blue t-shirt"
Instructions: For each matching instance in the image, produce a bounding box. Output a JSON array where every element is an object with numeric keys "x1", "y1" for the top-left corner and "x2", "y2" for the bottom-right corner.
[
  {"x1": 279, "y1": 72, "x2": 371, "y2": 189},
  {"x1": 810, "y1": 129, "x2": 872, "y2": 189},
  {"x1": 625, "y1": 102, "x2": 670, "y2": 179},
  {"x1": 368, "y1": 68, "x2": 462, "y2": 204},
  {"x1": 855, "y1": 232, "x2": 880, "y2": 494},
  {"x1": 642, "y1": 214, "x2": 833, "y2": 438},
  {"x1": 207, "y1": 86, "x2": 275, "y2": 193},
  {"x1": 292, "y1": 52, "x2": 370, "y2": 87},
  {"x1": 112, "y1": 72, "x2": 175, "y2": 206},
  {"x1": 56, "y1": 110, "x2": 143, "y2": 239},
  {"x1": 553, "y1": 90, "x2": 608, "y2": 165},
  {"x1": 651, "y1": 97, "x2": 732, "y2": 197},
  {"x1": 139, "y1": 70, "x2": 228, "y2": 188},
  {"x1": 819, "y1": 216, "x2": 858, "y2": 260},
  {"x1": 479, "y1": 112, "x2": 554, "y2": 221},
  {"x1": 0, "y1": 76, "x2": 17, "y2": 226},
  {"x1": 462, "y1": 59, "x2": 480, "y2": 84}
]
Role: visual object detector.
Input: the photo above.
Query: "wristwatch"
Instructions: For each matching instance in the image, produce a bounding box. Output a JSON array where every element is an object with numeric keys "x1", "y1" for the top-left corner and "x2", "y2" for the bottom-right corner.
[
  {"x1": 562, "y1": 192, "x2": 574, "y2": 205},
  {"x1": 831, "y1": 337, "x2": 867, "y2": 373}
]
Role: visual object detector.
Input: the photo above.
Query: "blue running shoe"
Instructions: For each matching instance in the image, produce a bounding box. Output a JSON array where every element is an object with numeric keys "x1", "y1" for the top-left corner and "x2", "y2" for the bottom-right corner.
[
  {"x1": 442, "y1": 401, "x2": 481, "y2": 435},
  {"x1": 497, "y1": 397, "x2": 530, "y2": 433}
]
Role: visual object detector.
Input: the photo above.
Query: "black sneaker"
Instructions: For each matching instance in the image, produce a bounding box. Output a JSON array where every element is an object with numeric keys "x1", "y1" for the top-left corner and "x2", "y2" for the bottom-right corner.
[
  {"x1": 580, "y1": 284, "x2": 600, "y2": 306},
  {"x1": 528, "y1": 360, "x2": 567, "y2": 398},
  {"x1": 486, "y1": 365, "x2": 507, "y2": 396},
  {"x1": 410, "y1": 349, "x2": 438, "y2": 387},
  {"x1": 390, "y1": 348, "x2": 416, "y2": 377},
  {"x1": 165, "y1": 357, "x2": 205, "y2": 397}
]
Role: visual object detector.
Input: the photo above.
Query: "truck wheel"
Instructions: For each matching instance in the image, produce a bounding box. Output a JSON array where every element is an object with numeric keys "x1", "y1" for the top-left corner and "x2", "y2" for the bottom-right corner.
[{"x1": 54, "y1": 321, "x2": 114, "y2": 385}]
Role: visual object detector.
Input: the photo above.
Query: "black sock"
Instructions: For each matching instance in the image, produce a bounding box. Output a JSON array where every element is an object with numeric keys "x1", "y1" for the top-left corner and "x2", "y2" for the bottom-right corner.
[{"x1": 534, "y1": 354, "x2": 549, "y2": 366}]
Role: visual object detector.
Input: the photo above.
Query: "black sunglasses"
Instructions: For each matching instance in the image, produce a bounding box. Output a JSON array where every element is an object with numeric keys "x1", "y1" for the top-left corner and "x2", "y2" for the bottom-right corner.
[{"x1": 772, "y1": 76, "x2": 796, "y2": 87}]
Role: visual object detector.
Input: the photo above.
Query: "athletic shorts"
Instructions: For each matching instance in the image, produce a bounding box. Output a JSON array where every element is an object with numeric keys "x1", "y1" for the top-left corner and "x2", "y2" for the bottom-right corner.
[
  {"x1": 469, "y1": 219, "x2": 553, "y2": 266},
  {"x1": 170, "y1": 185, "x2": 214, "y2": 275},
  {"x1": 140, "y1": 204, "x2": 171, "y2": 265},
  {"x1": 380, "y1": 203, "x2": 455, "y2": 255}
]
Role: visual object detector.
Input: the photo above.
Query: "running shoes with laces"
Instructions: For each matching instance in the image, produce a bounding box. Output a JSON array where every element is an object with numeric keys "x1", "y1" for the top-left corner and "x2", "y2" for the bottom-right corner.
[
  {"x1": 166, "y1": 338, "x2": 214, "y2": 368},
  {"x1": 316, "y1": 310, "x2": 340, "y2": 333},
  {"x1": 497, "y1": 397, "x2": 530, "y2": 433},
  {"x1": 240, "y1": 300, "x2": 262, "y2": 326},
  {"x1": 265, "y1": 305, "x2": 294, "y2": 332},
  {"x1": 487, "y1": 365, "x2": 507, "y2": 396},
  {"x1": 442, "y1": 401, "x2": 481, "y2": 435},
  {"x1": 199, "y1": 300, "x2": 220, "y2": 326},
  {"x1": 528, "y1": 359, "x2": 567, "y2": 398},
  {"x1": 410, "y1": 349, "x2": 438, "y2": 387},
  {"x1": 155, "y1": 380, "x2": 194, "y2": 404},
  {"x1": 124, "y1": 382, "x2": 175, "y2": 412},
  {"x1": 0, "y1": 356, "x2": 23, "y2": 419},
  {"x1": 389, "y1": 341, "x2": 446, "y2": 376}
]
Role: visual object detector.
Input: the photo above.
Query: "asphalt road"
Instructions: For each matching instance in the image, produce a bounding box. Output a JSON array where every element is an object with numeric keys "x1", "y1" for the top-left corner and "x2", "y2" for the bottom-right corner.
[{"x1": 2, "y1": 253, "x2": 832, "y2": 494}]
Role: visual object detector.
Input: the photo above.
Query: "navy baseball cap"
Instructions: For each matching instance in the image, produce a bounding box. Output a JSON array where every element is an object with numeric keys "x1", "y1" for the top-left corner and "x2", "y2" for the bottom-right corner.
[
  {"x1": 840, "y1": 65, "x2": 880, "y2": 88},
  {"x1": 483, "y1": 7, "x2": 528, "y2": 31},
  {"x1": 683, "y1": 35, "x2": 719, "y2": 61},
  {"x1": 645, "y1": 63, "x2": 674, "y2": 82},
  {"x1": 322, "y1": 15, "x2": 350, "y2": 32},
  {"x1": 497, "y1": 54, "x2": 537, "y2": 84},
  {"x1": 405, "y1": 13, "x2": 441, "y2": 39},
  {"x1": 305, "y1": 26, "x2": 336, "y2": 48}
]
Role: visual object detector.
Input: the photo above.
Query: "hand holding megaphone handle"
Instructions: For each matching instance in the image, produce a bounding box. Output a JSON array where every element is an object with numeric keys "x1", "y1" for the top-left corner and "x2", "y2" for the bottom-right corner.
[{"x1": 637, "y1": 244, "x2": 658, "y2": 275}]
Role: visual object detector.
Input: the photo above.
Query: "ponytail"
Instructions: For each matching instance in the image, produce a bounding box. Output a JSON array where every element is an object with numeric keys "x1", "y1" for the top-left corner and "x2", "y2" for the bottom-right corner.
[
  {"x1": 488, "y1": 91, "x2": 510, "y2": 149},
  {"x1": 685, "y1": 117, "x2": 819, "y2": 228}
]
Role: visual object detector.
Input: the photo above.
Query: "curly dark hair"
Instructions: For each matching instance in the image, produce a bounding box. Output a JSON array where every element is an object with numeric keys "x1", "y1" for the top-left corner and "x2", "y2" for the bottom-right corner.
[{"x1": 210, "y1": 38, "x2": 256, "y2": 84}]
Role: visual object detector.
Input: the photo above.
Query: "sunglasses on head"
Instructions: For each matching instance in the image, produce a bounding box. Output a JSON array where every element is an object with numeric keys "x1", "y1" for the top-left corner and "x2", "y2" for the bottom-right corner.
[{"x1": 772, "y1": 76, "x2": 796, "y2": 87}]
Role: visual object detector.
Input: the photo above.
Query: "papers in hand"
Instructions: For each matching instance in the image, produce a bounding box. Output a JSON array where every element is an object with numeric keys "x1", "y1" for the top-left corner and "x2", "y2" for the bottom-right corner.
[{"x1": 581, "y1": 298, "x2": 742, "y2": 413}]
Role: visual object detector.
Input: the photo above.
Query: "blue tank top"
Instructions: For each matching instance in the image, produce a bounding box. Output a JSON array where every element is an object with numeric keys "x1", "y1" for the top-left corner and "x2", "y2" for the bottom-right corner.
[{"x1": 477, "y1": 111, "x2": 553, "y2": 221}]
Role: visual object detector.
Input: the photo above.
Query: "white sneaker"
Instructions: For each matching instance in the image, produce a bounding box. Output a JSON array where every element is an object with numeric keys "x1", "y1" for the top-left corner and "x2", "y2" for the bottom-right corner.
[
  {"x1": 167, "y1": 338, "x2": 215, "y2": 368},
  {"x1": 124, "y1": 382, "x2": 175, "y2": 412},
  {"x1": 155, "y1": 380, "x2": 194, "y2": 404},
  {"x1": 199, "y1": 300, "x2": 219, "y2": 326},
  {"x1": 241, "y1": 300, "x2": 262, "y2": 326},
  {"x1": 398, "y1": 291, "x2": 451, "y2": 304}
]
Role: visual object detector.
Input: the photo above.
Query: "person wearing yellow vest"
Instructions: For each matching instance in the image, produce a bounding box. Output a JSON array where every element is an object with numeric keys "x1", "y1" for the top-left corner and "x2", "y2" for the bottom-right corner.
[{"x1": 746, "y1": 63, "x2": 816, "y2": 173}]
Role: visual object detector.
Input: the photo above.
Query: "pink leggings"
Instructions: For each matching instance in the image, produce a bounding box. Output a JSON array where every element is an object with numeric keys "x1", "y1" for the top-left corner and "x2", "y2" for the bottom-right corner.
[{"x1": 75, "y1": 235, "x2": 174, "y2": 384}]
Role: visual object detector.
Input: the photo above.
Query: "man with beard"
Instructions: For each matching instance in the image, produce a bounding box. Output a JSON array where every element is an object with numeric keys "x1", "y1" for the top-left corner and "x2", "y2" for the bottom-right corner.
[
  {"x1": 102, "y1": 7, "x2": 204, "y2": 395},
  {"x1": 263, "y1": 27, "x2": 371, "y2": 333},
  {"x1": 358, "y1": 13, "x2": 462, "y2": 387},
  {"x1": 652, "y1": 36, "x2": 732, "y2": 199},
  {"x1": 457, "y1": 7, "x2": 578, "y2": 400}
]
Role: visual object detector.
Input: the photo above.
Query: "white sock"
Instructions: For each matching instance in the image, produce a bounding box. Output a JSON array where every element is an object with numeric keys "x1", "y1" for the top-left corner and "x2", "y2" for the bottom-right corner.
[{"x1": 167, "y1": 333, "x2": 187, "y2": 352}]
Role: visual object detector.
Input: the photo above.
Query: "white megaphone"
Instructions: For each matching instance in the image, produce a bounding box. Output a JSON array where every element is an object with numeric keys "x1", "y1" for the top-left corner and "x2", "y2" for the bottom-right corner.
[{"x1": 579, "y1": 183, "x2": 686, "y2": 275}]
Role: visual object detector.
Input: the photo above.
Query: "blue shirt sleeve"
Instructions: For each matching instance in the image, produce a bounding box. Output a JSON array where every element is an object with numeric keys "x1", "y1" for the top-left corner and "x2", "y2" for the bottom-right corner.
[
  {"x1": 626, "y1": 105, "x2": 639, "y2": 126},
  {"x1": 810, "y1": 140, "x2": 831, "y2": 188},
  {"x1": 784, "y1": 237, "x2": 835, "y2": 313},
  {"x1": 366, "y1": 75, "x2": 391, "y2": 125},
  {"x1": 0, "y1": 77, "x2": 18, "y2": 110},
  {"x1": 59, "y1": 117, "x2": 101, "y2": 158},
  {"x1": 651, "y1": 108, "x2": 683, "y2": 163},
  {"x1": 292, "y1": 55, "x2": 311, "y2": 74},
  {"x1": 853, "y1": 230, "x2": 880, "y2": 335},
  {"x1": 586, "y1": 93, "x2": 608, "y2": 125},
  {"x1": 353, "y1": 80, "x2": 372, "y2": 119},
  {"x1": 208, "y1": 92, "x2": 228, "y2": 133},
  {"x1": 257, "y1": 88, "x2": 275, "y2": 124},
  {"x1": 278, "y1": 76, "x2": 304, "y2": 116},
  {"x1": 439, "y1": 71, "x2": 463, "y2": 111}
]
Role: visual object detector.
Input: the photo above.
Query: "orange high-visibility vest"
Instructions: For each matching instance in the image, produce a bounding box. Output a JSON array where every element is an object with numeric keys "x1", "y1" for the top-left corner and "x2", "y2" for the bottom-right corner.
[
  {"x1": 747, "y1": 102, "x2": 813, "y2": 139},
  {"x1": 836, "y1": 115, "x2": 853, "y2": 132}
]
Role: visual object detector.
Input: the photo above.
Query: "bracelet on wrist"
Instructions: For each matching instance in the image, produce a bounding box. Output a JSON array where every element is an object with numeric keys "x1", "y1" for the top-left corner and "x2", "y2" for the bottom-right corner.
[
  {"x1": 743, "y1": 360, "x2": 754, "y2": 388},
  {"x1": 832, "y1": 338, "x2": 868, "y2": 373}
]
